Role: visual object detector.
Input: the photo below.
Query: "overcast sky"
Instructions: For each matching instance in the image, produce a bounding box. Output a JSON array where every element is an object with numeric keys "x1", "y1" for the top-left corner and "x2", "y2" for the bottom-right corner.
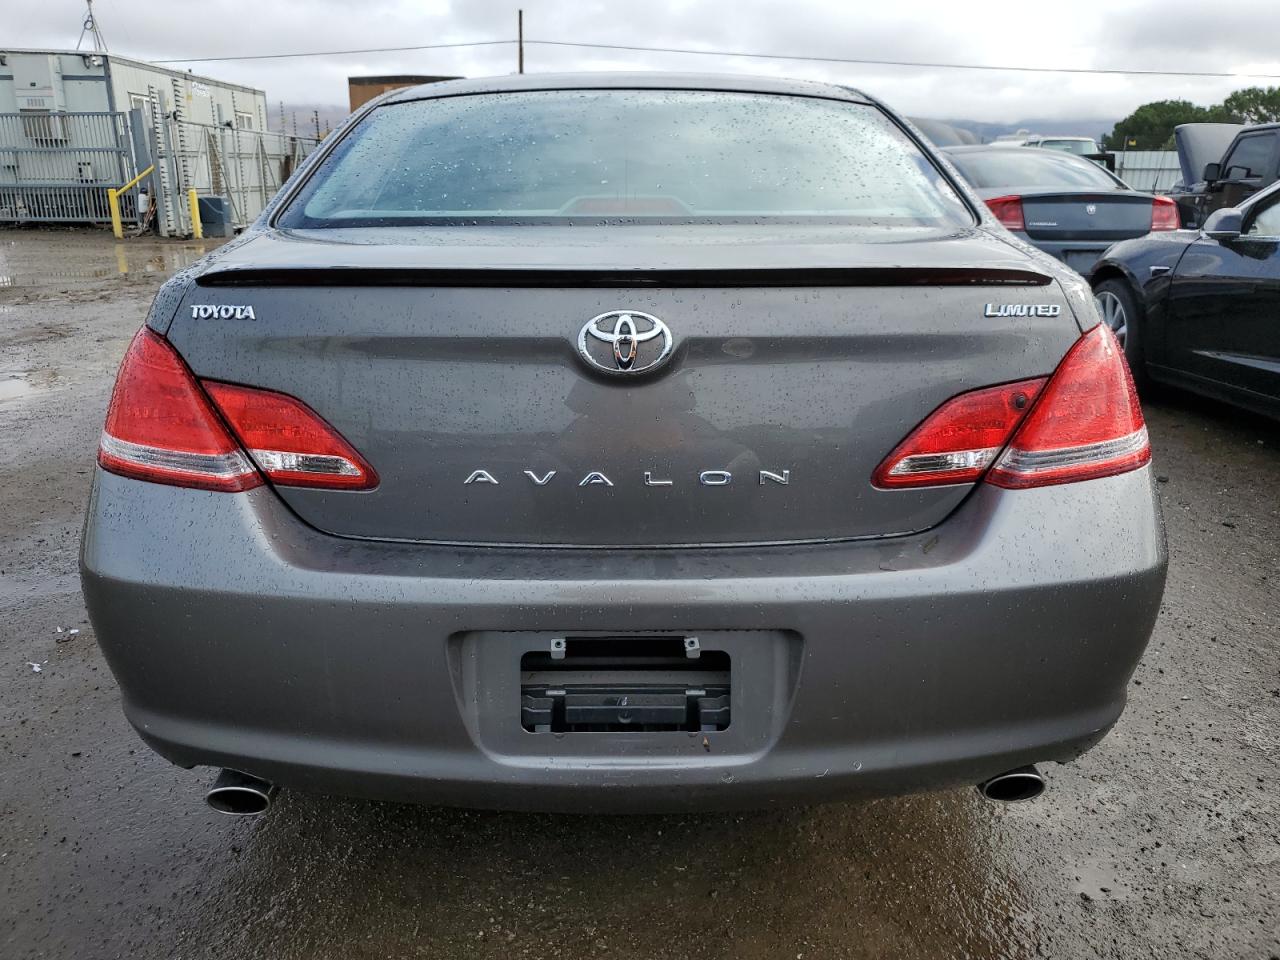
[{"x1": 13, "y1": 0, "x2": 1280, "y2": 122}]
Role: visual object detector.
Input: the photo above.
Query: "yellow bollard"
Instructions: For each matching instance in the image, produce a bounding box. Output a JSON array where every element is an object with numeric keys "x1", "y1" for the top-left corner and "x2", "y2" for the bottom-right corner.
[
  {"x1": 108, "y1": 188, "x2": 123, "y2": 239},
  {"x1": 105, "y1": 166, "x2": 153, "y2": 241},
  {"x1": 187, "y1": 189, "x2": 203, "y2": 240}
]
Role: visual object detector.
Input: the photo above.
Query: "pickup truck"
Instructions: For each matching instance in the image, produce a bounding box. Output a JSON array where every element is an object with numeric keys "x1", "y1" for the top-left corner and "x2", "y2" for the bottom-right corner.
[{"x1": 1169, "y1": 121, "x2": 1280, "y2": 227}]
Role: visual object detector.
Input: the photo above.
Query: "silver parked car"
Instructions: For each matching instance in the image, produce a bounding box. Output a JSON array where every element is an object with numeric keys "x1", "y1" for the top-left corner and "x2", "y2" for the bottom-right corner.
[{"x1": 81, "y1": 74, "x2": 1167, "y2": 814}]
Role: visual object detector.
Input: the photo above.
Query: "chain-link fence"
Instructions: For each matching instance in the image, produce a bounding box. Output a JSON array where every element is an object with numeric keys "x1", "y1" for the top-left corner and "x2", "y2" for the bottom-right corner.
[{"x1": 163, "y1": 119, "x2": 316, "y2": 232}]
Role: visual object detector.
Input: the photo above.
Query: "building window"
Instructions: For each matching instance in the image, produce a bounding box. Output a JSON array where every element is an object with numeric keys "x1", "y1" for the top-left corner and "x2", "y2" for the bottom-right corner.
[{"x1": 234, "y1": 111, "x2": 255, "y2": 130}]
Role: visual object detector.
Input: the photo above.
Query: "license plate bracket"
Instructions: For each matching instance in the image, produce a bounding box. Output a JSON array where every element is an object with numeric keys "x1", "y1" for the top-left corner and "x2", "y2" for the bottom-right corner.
[
  {"x1": 519, "y1": 636, "x2": 731, "y2": 733},
  {"x1": 454, "y1": 629, "x2": 800, "y2": 758}
]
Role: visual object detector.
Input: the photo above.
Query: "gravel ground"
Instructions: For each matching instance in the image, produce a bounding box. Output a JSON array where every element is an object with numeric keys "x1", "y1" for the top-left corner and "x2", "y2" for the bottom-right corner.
[{"x1": 1, "y1": 229, "x2": 1277, "y2": 960}]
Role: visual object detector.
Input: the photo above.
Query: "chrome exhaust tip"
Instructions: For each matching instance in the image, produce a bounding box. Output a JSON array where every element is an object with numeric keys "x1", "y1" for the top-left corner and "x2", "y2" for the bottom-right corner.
[
  {"x1": 206, "y1": 769, "x2": 277, "y2": 816},
  {"x1": 978, "y1": 764, "x2": 1045, "y2": 803}
]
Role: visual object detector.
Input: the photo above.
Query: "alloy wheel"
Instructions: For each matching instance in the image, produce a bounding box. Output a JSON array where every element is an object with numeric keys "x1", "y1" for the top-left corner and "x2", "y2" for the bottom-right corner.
[{"x1": 1095, "y1": 290, "x2": 1128, "y2": 348}]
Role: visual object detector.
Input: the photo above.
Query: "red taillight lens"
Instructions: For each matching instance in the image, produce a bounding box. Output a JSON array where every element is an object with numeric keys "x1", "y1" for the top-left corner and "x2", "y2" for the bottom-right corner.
[
  {"x1": 98, "y1": 327, "x2": 377, "y2": 493},
  {"x1": 873, "y1": 324, "x2": 1150, "y2": 491},
  {"x1": 202, "y1": 381, "x2": 378, "y2": 490},
  {"x1": 873, "y1": 378, "x2": 1047, "y2": 488},
  {"x1": 99, "y1": 328, "x2": 261, "y2": 491},
  {"x1": 1150, "y1": 195, "x2": 1180, "y2": 231},
  {"x1": 985, "y1": 195, "x2": 1025, "y2": 231},
  {"x1": 987, "y1": 323, "x2": 1150, "y2": 488}
]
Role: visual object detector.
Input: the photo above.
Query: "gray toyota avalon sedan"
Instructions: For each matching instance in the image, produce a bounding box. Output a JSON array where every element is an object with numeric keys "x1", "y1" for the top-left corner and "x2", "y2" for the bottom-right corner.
[{"x1": 80, "y1": 73, "x2": 1167, "y2": 815}]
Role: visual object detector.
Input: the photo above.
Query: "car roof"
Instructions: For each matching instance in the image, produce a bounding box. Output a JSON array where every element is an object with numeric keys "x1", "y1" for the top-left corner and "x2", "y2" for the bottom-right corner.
[
  {"x1": 943, "y1": 144, "x2": 1129, "y2": 189},
  {"x1": 944, "y1": 144, "x2": 1093, "y2": 158},
  {"x1": 381, "y1": 72, "x2": 872, "y2": 105}
]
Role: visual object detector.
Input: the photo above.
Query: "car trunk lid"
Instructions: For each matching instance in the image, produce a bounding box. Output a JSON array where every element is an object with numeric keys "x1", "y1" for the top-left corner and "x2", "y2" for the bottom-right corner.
[
  {"x1": 1020, "y1": 191, "x2": 1155, "y2": 242},
  {"x1": 163, "y1": 225, "x2": 1081, "y2": 547}
]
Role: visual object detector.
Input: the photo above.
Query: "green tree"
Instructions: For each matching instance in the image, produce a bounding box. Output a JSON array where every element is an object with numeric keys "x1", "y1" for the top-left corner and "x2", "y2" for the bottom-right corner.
[
  {"x1": 1221, "y1": 86, "x2": 1280, "y2": 124},
  {"x1": 1103, "y1": 99, "x2": 1230, "y2": 150}
]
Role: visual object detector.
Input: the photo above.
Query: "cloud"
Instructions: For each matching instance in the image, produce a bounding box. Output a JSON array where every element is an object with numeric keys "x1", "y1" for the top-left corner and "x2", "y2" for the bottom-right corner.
[
  {"x1": 9, "y1": 0, "x2": 1280, "y2": 123},
  {"x1": 1104, "y1": 1, "x2": 1280, "y2": 65}
]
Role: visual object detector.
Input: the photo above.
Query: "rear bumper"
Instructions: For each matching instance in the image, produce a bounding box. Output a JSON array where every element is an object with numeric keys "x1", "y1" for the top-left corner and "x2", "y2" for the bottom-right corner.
[{"x1": 81, "y1": 468, "x2": 1167, "y2": 812}]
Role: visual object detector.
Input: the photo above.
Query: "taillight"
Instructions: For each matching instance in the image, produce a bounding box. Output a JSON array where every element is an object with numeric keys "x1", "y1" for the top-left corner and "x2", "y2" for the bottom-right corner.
[
  {"x1": 873, "y1": 378, "x2": 1047, "y2": 488},
  {"x1": 873, "y1": 324, "x2": 1150, "y2": 491},
  {"x1": 99, "y1": 328, "x2": 261, "y2": 492},
  {"x1": 98, "y1": 327, "x2": 377, "y2": 492},
  {"x1": 1150, "y1": 195, "x2": 1180, "y2": 231},
  {"x1": 202, "y1": 381, "x2": 377, "y2": 490},
  {"x1": 985, "y1": 195, "x2": 1025, "y2": 231},
  {"x1": 987, "y1": 323, "x2": 1149, "y2": 488}
]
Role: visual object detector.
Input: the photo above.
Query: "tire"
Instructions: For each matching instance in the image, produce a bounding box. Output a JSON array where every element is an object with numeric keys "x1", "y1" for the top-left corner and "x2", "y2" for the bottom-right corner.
[{"x1": 1093, "y1": 277, "x2": 1151, "y2": 392}]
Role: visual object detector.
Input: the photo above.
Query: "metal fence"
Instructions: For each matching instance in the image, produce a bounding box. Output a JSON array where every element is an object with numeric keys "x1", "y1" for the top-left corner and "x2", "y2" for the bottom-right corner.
[
  {"x1": 1113, "y1": 151, "x2": 1183, "y2": 193},
  {"x1": 0, "y1": 112, "x2": 138, "y2": 224},
  {"x1": 161, "y1": 119, "x2": 316, "y2": 234},
  {"x1": 0, "y1": 99, "x2": 319, "y2": 235}
]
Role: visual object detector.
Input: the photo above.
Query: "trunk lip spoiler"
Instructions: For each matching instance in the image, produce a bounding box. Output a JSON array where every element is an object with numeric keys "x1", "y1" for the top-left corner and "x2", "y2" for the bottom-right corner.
[{"x1": 195, "y1": 266, "x2": 1053, "y2": 288}]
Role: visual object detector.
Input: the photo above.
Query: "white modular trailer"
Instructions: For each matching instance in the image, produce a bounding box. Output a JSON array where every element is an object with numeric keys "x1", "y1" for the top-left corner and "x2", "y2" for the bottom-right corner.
[
  {"x1": 0, "y1": 49, "x2": 266, "y2": 131},
  {"x1": 0, "y1": 49, "x2": 281, "y2": 228}
]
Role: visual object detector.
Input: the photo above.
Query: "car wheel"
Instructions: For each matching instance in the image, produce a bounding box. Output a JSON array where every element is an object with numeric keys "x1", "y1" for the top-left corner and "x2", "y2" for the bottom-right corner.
[{"x1": 1093, "y1": 278, "x2": 1149, "y2": 391}]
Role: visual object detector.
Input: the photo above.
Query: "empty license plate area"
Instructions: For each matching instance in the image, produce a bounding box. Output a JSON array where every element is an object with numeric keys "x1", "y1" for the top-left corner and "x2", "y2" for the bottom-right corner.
[
  {"x1": 1063, "y1": 249, "x2": 1103, "y2": 273},
  {"x1": 520, "y1": 636, "x2": 731, "y2": 733}
]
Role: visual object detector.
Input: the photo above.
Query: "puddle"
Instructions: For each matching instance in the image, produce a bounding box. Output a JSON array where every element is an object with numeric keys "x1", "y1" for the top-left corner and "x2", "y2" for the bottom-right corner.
[
  {"x1": 0, "y1": 378, "x2": 37, "y2": 403},
  {"x1": 0, "y1": 369, "x2": 63, "y2": 404},
  {"x1": 0, "y1": 231, "x2": 220, "y2": 288}
]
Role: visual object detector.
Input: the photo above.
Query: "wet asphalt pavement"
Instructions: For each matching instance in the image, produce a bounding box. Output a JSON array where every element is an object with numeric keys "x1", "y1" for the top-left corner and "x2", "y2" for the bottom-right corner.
[{"x1": 1, "y1": 229, "x2": 1277, "y2": 959}]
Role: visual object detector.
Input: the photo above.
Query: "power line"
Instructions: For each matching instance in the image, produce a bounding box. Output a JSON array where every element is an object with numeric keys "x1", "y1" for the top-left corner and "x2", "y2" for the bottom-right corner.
[
  {"x1": 153, "y1": 39, "x2": 513, "y2": 64},
  {"x1": 151, "y1": 35, "x2": 1280, "y2": 81},
  {"x1": 527, "y1": 39, "x2": 1280, "y2": 80}
]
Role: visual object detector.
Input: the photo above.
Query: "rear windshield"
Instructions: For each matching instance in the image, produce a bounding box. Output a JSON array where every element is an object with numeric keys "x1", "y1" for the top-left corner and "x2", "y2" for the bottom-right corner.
[
  {"x1": 1035, "y1": 139, "x2": 1099, "y2": 155},
  {"x1": 948, "y1": 150, "x2": 1123, "y2": 190},
  {"x1": 278, "y1": 90, "x2": 973, "y2": 227}
]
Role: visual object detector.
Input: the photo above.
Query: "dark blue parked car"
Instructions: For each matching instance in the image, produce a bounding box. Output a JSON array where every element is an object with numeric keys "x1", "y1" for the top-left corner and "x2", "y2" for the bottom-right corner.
[{"x1": 944, "y1": 145, "x2": 1180, "y2": 278}]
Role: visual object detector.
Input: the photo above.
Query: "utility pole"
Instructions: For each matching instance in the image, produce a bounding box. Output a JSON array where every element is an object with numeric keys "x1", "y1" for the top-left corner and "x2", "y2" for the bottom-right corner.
[
  {"x1": 518, "y1": 9, "x2": 524, "y2": 74},
  {"x1": 313, "y1": 109, "x2": 320, "y2": 140}
]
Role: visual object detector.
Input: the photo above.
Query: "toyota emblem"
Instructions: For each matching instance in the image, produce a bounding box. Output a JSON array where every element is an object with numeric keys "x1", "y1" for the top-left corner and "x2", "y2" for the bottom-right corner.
[{"x1": 577, "y1": 311, "x2": 674, "y2": 375}]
